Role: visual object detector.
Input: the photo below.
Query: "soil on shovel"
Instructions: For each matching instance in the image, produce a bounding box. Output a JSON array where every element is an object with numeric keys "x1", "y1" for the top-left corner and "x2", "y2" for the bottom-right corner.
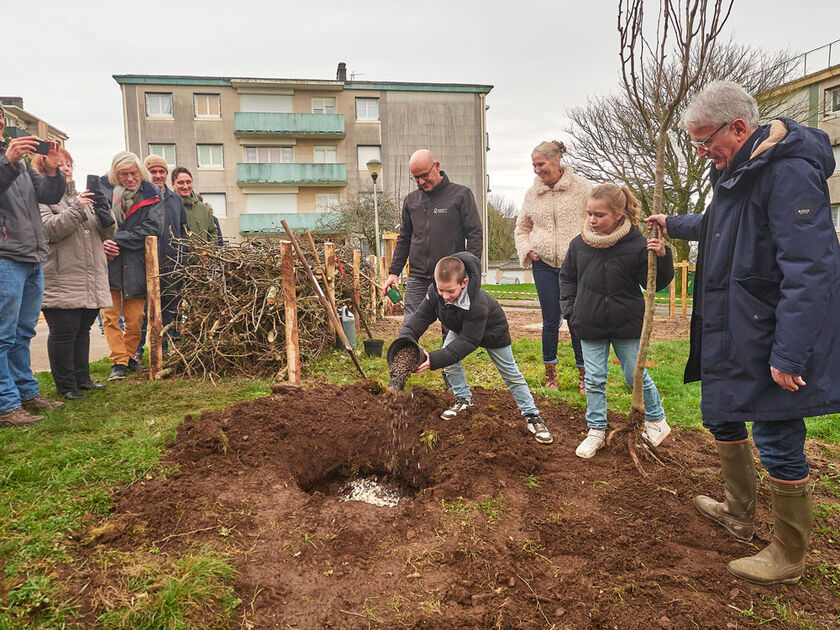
[{"x1": 65, "y1": 382, "x2": 840, "y2": 629}]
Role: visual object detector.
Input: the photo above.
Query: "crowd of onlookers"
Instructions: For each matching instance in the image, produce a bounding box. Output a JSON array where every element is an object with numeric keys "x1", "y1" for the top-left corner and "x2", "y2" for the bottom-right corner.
[{"x1": 0, "y1": 100, "x2": 223, "y2": 426}]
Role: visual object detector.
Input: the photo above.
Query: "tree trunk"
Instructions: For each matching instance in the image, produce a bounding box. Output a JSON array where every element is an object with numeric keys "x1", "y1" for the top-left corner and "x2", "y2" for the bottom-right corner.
[{"x1": 631, "y1": 131, "x2": 668, "y2": 417}]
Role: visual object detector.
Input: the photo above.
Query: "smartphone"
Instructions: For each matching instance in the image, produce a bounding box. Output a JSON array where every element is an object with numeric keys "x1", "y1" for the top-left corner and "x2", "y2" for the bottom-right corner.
[
  {"x1": 86, "y1": 174, "x2": 100, "y2": 192},
  {"x1": 33, "y1": 139, "x2": 51, "y2": 155}
]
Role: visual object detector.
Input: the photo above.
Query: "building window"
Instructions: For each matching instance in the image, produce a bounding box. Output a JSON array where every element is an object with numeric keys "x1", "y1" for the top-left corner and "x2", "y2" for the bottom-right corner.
[
  {"x1": 244, "y1": 146, "x2": 294, "y2": 163},
  {"x1": 826, "y1": 86, "x2": 840, "y2": 115},
  {"x1": 148, "y1": 143, "x2": 176, "y2": 168},
  {"x1": 313, "y1": 145, "x2": 338, "y2": 163},
  {"x1": 357, "y1": 145, "x2": 381, "y2": 169},
  {"x1": 833, "y1": 145, "x2": 840, "y2": 175},
  {"x1": 197, "y1": 144, "x2": 224, "y2": 168},
  {"x1": 245, "y1": 193, "x2": 298, "y2": 214},
  {"x1": 201, "y1": 193, "x2": 227, "y2": 218},
  {"x1": 240, "y1": 94, "x2": 293, "y2": 113},
  {"x1": 832, "y1": 203, "x2": 840, "y2": 229},
  {"x1": 355, "y1": 97, "x2": 380, "y2": 121},
  {"x1": 194, "y1": 93, "x2": 221, "y2": 118},
  {"x1": 145, "y1": 92, "x2": 173, "y2": 118},
  {"x1": 316, "y1": 193, "x2": 340, "y2": 213},
  {"x1": 312, "y1": 97, "x2": 336, "y2": 114}
]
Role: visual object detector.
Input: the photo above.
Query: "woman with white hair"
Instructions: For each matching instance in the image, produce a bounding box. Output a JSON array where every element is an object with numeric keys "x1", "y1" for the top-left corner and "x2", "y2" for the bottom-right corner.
[{"x1": 100, "y1": 151, "x2": 163, "y2": 381}]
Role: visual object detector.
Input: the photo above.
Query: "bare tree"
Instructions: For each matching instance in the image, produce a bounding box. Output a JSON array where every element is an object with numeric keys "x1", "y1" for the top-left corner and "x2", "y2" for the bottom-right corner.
[
  {"x1": 487, "y1": 193, "x2": 518, "y2": 262},
  {"x1": 606, "y1": 0, "x2": 733, "y2": 473},
  {"x1": 319, "y1": 188, "x2": 402, "y2": 255},
  {"x1": 567, "y1": 39, "x2": 800, "y2": 262}
]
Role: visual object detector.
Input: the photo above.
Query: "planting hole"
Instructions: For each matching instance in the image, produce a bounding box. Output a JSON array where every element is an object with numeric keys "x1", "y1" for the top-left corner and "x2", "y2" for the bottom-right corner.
[{"x1": 340, "y1": 477, "x2": 401, "y2": 507}]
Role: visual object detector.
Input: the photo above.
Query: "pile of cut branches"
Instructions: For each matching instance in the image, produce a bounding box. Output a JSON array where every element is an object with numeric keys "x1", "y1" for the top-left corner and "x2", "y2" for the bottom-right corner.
[{"x1": 161, "y1": 239, "x2": 376, "y2": 380}]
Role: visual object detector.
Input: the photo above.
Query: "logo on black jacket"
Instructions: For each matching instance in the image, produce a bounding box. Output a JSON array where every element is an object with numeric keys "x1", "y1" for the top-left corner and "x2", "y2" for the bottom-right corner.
[{"x1": 433, "y1": 207, "x2": 448, "y2": 214}]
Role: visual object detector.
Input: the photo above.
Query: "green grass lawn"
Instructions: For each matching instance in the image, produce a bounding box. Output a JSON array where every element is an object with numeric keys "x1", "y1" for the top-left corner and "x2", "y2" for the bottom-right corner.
[
  {"x1": 481, "y1": 283, "x2": 537, "y2": 298},
  {"x1": 0, "y1": 359, "x2": 270, "y2": 628},
  {"x1": 1, "y1": 339, "x2": 837, "y2": 627}
]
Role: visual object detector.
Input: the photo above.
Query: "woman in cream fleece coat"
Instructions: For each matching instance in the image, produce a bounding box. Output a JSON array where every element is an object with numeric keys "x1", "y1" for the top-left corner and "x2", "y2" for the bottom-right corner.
[{"x1": 515, "y1": 140, "x2": 593, "y2": 392}]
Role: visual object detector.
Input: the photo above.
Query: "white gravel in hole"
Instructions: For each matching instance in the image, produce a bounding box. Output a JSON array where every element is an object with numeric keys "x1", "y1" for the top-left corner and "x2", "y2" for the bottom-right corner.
[{"x1": 339, "y1": 478, "x2": 400, "y2": 507}]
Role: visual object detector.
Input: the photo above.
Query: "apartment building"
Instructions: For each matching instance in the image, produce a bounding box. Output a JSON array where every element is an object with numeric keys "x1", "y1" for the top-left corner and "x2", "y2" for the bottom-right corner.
[
  {"x1": 0, "y1": 97, "x2": 68, "y2": 145},
  {"x1": 114, "y1": 64, "x2": 492, "y2": 261},
  {"x1": 764, "y1": 40, "x2": 840, "y2": 239}
]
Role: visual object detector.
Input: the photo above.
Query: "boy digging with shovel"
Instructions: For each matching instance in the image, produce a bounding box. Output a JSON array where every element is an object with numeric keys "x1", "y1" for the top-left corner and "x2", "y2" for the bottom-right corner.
[{"x1": 398, "y1": 252, "x2": 552, "y2": 444}]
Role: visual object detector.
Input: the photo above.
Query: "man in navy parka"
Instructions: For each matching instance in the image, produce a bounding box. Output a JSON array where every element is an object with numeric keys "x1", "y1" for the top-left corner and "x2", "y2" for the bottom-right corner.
[{"x1": 648, "y1": 81, "x2": 840, "y2": 586}]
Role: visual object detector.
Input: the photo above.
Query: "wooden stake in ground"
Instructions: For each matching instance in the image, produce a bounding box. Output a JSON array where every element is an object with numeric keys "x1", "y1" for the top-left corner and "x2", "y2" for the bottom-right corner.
[
  {"x1": 144, "y1": 236, "x2": 163, "y2": 380},
  {"x1": 280, "y1": 220, "x2": 365, "y2": 379},
  {"x1": 280, "y1": 241, "x2": 300, "y2": 384},
  {"x1": 305, "y1": 231, "x2": 338, "y2": 336}
]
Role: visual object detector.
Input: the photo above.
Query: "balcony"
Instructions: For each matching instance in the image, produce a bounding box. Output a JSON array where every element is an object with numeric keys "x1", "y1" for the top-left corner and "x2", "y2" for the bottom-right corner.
[
  {"x1": 234, "y1": 112, "x2": 345, "y2": 138},
  {"x1": 237, "y1": 163, "x2": 346, "y2": 187},
  {"x1": 239, "y1": 212, "x2": 339, "y2": 234}
]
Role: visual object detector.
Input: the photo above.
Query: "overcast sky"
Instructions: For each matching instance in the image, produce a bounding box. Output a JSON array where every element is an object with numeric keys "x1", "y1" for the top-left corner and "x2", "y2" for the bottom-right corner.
[{"x1": 4, "y1": 0, "x2": 838, "y2": 209}]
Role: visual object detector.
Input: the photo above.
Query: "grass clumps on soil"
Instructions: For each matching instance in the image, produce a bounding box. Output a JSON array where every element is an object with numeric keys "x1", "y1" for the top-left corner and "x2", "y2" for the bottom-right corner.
[
  {"x1": 94, "y1": 548, "x2": 240, "y2": 630},
  {"x1": 0, "y1": 359, "x2": 269, "y2": 628}
]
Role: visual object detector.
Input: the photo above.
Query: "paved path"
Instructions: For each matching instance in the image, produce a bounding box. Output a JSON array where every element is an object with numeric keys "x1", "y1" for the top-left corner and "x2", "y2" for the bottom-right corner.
[{"x1": 30, "y1": 317, "x2": 112, "y2": 374}]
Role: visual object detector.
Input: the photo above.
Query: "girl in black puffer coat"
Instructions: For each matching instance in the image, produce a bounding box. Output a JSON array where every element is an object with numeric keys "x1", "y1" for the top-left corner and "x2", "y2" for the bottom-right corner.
[{"x1": 559, "y1": 184, "x2": 674, "y2": 459}]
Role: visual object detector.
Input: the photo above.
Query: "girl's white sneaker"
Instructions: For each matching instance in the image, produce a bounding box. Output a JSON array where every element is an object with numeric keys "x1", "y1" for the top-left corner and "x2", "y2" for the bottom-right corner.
[{"x1": 575, "y1": 429, "x2": 606, "y2": 459}]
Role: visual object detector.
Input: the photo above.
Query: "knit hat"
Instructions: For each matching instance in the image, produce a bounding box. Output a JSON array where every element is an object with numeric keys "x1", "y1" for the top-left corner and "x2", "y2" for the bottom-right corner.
[{"x1": 143, "y1": 154, "x2": 168, "y2": 172}]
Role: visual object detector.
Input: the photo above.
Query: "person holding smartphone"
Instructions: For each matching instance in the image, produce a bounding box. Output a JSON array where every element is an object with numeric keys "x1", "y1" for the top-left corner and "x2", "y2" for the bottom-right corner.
[
  {"x1": 0, "y1": 102, "x2": 67, "y2": 427},
  {"x1": 34, "y1": 150, "x2": 115, "y2": 399}
]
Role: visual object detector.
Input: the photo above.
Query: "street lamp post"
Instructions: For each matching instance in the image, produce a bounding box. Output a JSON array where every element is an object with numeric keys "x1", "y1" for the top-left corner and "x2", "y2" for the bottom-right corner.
[{"x1": 366, "y1": 159, "x2": 382, "y2": 263}]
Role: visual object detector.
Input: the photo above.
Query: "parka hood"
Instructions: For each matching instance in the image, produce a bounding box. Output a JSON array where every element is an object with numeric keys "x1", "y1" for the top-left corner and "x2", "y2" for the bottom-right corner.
[
  {"x1": 452, "y1": 251, "x2": 482, "y2": 301},
  {"x1": 744, "y1": 117, "x2": 836, "y2": 179}
]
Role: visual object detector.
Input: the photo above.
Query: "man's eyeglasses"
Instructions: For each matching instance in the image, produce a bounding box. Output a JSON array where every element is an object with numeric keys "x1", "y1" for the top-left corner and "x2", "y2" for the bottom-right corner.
[
  {"x1": 691, "y1": 122, "x2": 729, "y2": 150},
  {"x1": 410, "y1": 162, "x2": 438, "y2": 182}
]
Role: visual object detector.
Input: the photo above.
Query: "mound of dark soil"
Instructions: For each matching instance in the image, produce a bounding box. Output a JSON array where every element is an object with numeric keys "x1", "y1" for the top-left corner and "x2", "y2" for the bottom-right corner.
[{"x1": 67, "y1": 382, "x2": 839, "y2": 628}]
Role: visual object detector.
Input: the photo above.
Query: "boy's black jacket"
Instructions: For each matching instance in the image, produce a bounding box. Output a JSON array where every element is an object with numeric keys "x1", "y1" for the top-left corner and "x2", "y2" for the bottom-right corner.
[
  {"x1": 559, "y1": 226, "x2": 673, "y2": 340},
  {"x1": 398, "y1": 252, "x2": 511, "y2": 370}
]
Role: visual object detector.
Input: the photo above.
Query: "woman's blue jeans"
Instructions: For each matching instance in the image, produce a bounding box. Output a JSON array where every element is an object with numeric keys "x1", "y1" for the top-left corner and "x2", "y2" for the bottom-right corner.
[
  {"x1": 0, "y1": 260, "x2": 43, "y2": 413},
  {"x1": 580, "y1": 337, "x2": 665, "y2": 430},
  {"x1": 532, "y1": 258, "x2": 583, "y2": 366}
]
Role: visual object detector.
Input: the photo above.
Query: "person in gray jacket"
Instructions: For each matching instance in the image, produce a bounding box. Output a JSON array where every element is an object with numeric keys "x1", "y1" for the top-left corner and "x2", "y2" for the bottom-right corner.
[
  {"x1": 0, "y1": 102, "x2": 66, "y2": 427},
  {"x1": 35, "y1": 148, "x2": 115, "y2": 399}
]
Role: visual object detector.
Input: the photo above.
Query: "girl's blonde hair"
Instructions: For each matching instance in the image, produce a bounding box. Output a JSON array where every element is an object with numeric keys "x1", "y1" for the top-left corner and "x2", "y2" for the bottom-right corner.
[
  {"x1": 532, "y1": 139, "x2": 567, "y2": 162},
  {"x1": 108, "y1": 151, "x2": 149, "y2": 186},
  {"x1": 589, "y1": 183, "x2": 640, "y2": 225}
]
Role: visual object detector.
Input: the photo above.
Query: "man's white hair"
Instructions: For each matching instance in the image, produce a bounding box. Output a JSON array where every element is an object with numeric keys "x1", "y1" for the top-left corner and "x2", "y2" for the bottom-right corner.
[{"x1": 681, "y1": 80, "x2": 759, "y2": 131}]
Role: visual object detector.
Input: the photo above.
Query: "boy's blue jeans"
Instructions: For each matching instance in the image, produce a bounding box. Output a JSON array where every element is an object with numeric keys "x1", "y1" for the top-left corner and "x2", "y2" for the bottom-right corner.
[
  {"x1": 0, "y1": 260, "x2": 43, "y2": 414},
  {"x1": 581, "y1": 337, "x2": 665, "y2": 430},
  {"x1": 442, "y1": 330, "x2": 537, "y2": 416}
]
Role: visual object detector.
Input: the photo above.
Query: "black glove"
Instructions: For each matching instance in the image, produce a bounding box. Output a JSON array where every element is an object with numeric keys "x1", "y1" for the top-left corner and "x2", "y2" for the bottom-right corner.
[{"x1": 91, "y1": 188, "x2": 115, "y2": 228}]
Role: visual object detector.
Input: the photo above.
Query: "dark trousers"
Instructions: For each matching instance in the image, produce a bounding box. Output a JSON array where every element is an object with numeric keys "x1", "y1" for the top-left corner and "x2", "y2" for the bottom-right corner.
[
  {"x1": 703, "y1": 417, "x2": 809, "y2": 481},
  {"x1": 42, "y1": 308, "x2": 99, "y2": 394},
  {"x1": 532, "y1": 258, "x2": 584, "y2": 367}
]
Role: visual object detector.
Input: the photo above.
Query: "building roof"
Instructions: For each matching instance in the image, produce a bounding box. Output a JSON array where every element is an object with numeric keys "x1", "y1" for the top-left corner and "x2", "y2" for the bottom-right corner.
[
  {"x1": 113, "y1": 74, "x2": 493, "y2": 94},
  {"x1": 0, "y1": 102, "x2": 68, "y2": 141}
]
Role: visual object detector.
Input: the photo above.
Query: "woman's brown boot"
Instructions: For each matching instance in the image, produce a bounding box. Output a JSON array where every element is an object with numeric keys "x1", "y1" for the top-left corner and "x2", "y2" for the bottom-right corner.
[
  {"x1": 544, "y1": 364, "x2": 558, "y2": 390},
  {"x1": 577, "y1": 366, "x2": 586, "y2": 394}
]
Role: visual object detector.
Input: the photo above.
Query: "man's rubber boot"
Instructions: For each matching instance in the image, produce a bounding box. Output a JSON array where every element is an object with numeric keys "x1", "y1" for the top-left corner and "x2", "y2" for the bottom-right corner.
[
  {"x1": 544, "y1": 364, "x2": 558, "y2": 391},
  {"x1": 694, "y1": 440, "x2": 756, "y2": 541},
  {"x1": 727, "y1": 478, "x2": 812, "y2": 585}
]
